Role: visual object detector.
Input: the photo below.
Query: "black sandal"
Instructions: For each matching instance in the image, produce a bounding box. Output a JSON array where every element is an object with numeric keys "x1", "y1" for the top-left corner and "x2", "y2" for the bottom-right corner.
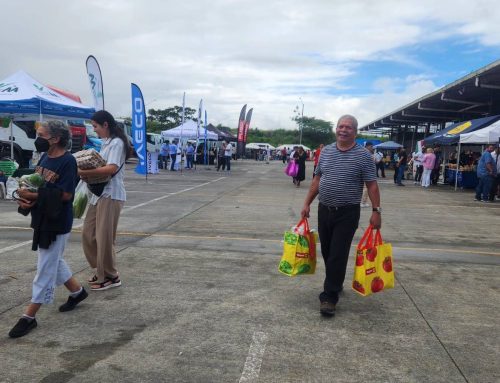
[
  {"x1": 87, "y1": 275, "x2": 98, "y2": 283},
  {"x1": 90, "y1": 276, "x2": 122, "y2": 291}
]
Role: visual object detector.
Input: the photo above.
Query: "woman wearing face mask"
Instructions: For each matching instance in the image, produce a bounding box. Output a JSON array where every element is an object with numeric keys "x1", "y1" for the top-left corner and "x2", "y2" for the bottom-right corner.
[
  {"x1": 9, "y1": 121, "x2": 87, "y2": 339},
  {"x1": 79, "y1": 110, "x2": 130, "y2": 291}
]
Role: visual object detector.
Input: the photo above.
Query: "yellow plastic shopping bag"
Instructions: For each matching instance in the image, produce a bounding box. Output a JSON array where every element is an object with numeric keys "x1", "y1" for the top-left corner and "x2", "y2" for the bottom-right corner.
[
  {"x1": 352, "y1": 225, "x2": 394, "y2": 296},
  {"x1": 278, "y1": 218, "x2": 318, "y2": 276}
]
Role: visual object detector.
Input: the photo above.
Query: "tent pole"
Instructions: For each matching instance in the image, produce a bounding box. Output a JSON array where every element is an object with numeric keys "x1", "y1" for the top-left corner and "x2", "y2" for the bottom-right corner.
[
  {"x1": 455, "y1": 142, "x2": 460, "y2": 191},
  {"x1": 9, "y1": 118, "x2": 14, "y2": 160}
]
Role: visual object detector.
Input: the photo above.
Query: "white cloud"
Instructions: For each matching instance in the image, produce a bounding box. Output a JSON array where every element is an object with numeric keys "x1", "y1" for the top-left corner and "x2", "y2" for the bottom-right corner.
[{"x1": 1, "y1": 0, "x2": 500, "y2": 131}]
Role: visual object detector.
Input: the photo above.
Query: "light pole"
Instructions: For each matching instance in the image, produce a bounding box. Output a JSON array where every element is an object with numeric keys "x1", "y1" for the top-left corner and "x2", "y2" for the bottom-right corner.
[{"x1": 299, "y1": 97, "x2": 304, "y2": 145}]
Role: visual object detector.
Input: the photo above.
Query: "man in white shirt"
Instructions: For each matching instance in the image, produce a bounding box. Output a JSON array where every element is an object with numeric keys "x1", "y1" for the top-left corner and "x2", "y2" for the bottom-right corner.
[
  {"x1": 374, "y1": 150, "x2": 385, "y2": 177},
  {"x1": 412, "y1": 149, "x2": 424, "y2": 184},
  {"x1": 224, "y1": 141, "x2": 233, "y2": 172}
]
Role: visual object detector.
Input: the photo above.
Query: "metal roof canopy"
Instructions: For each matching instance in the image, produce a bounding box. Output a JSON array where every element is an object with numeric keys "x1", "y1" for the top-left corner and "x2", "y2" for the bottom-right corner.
[{"x1": 361, "y1": 59, "x2": 500, "y2": 132}]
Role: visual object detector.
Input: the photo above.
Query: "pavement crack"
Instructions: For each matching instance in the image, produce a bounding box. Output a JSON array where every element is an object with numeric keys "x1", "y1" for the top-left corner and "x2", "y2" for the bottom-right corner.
[{"x1": 396, "y1": 274, "x2": 470, "y2": 383}]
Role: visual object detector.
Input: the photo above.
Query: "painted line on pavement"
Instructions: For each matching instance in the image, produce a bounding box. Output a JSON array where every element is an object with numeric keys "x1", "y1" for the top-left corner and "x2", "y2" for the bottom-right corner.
[
  {"x1": 0, "y1": 179, "x2": 224, "y2": 255},
  {"x1": 0, "y1": 240, "x2": 32, "y2": 255},
  {"x1": 1, "y1": 227, "x2": 499, "y2": 257},
  {"x1": 239, "y1": 331, "x2": 268, "y2": 383},
  {"x1": 123, "y1": 177, "x2": 225, "y2": 212}
]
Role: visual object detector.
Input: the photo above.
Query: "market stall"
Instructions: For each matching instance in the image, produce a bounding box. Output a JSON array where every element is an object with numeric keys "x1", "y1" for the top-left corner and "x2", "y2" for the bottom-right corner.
[
  {"x1": 422, "y1": 115, "x2": 500, "y2": 189},
  {"x1": 450, "y1": 120, "x2": 500, "y2": 189}
]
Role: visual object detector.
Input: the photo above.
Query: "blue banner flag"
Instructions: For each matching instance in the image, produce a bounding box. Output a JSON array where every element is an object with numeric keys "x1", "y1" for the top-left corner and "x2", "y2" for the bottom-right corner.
[{"x1": 131, "y1": 83, "x2": 147, "y2": 174}]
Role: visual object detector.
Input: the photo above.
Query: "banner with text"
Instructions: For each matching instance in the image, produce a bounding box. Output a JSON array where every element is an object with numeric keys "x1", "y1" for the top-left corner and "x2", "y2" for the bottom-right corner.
[
  {"x1": 131, "y1": 83, "x2": 147, "y2": 175},
  {"x1": 85, "y1": 55, "x2": 104, "y2": 110}
]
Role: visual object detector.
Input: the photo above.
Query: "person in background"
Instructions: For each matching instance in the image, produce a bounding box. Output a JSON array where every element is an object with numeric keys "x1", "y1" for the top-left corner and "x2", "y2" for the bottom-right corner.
[
  {"x1": 490, "y1": 146, "x2": 500, "y2": 201},
  {"x1": 361, "y1": 142, "x2": 376, "y2": 207},
  {"x1": 185, "y1": 143, "x2": 195, "y2": 169},
  {"x1": 313, "y1": 144, "x2": 324, "y2": 177},
  {"x1": 80, "y1": 110, "x2": 129, "y2": 291},
  {"x1": 300, "y1": 114, "x2": 380, "y2": 317},
  {"x1": 293, "y1": 146, "x2": 307, "y2": 187},
  {"x1": 474, "y1": 144, "x2": 496, "y2": 202},
  {"x1": 9, "y1": 121, "x2": 87, "y2": 338},
  {"x1": 421, "y1": 148, "x2": 436, "y2": 188},
  {"x1": 396, "y1": 148, "x2": 408, "y2": 186},
  {"x1": 431, "y1": 145, "x2": 442, "y2": 184},
  {"x1": 169, "y1": 140, "x2": 178, "y2": 171},
  {"x1": 281, "y1": 147, "x2": 287, "y2": 164},
  {"x1": 289, "y1": 146, "x2": 298, "y2": 163},
  {"x1": 412, "y1": 147, "x2": 424, "y2": 185},
  {"x1": 392, "y1": 151, "x2": 399, "y2": 183},
  {"x1": 217, "y1": 142, "x2": 226, "y2": 171},
  {"x1": 159, "y1": 140, "x2": 169, "y2": 170},
  {"x1": 374, "y1": 150, "x2": 385, "y2": 178},
  {"x1": 224, "y1": 140, "x2": 233, "y2": 173}
]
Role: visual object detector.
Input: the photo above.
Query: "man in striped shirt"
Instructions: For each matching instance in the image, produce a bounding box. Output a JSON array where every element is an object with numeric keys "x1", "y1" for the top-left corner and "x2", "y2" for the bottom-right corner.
[{"x1": 301, "y1": 114, "x2": 381, "y2": 317}]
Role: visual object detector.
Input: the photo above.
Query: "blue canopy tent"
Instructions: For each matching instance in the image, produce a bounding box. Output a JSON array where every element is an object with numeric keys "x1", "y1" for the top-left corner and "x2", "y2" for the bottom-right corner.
[
  {"x1": 423, "y1": 115, "x2": 500, "y2": 146},
  {"x1": 0, "y1": 70, "x2": 95, "y2": 118},
  {"x1": 374, "y1": 141, "x2": 403, "y2": 150},
  {"x1": 0, "y1": 70, "x2": 95, "y2": 160}
]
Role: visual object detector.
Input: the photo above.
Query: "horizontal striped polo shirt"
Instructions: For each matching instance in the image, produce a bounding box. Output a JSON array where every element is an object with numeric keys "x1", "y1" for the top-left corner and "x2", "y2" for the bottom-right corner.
[{"x1": 314, "y1": 143, "x2": 377, "y2": 207}]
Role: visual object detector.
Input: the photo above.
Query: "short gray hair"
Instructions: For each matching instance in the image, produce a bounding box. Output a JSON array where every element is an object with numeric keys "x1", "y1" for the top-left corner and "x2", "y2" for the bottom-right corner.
[
  {"x1": 337, "y1": 114, "x2": 358, "y2": 130},
  {"x1": 43, "y1": 120, "x2": 72, "y2": 149}
]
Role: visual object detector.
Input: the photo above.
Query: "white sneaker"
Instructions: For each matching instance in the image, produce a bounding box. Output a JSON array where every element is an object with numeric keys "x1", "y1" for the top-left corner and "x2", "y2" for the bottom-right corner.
[{"x1": 360, "y1": 203, "x2": 370, "y2": 208}]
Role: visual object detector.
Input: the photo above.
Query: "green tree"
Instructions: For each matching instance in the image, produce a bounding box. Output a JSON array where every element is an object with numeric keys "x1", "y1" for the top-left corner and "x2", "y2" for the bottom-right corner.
[
  {"x1": 294, "y1": 116, "x2": 335, "y2": 148},
  {"x1": 147, "y1": 106, "x2": 198, "y2": 130}
]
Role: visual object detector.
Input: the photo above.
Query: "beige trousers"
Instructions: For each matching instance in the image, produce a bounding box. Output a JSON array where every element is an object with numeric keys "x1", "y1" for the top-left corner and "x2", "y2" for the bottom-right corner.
[{"x1": 82, "y1": 197, "x2": 124, "y2": 283}]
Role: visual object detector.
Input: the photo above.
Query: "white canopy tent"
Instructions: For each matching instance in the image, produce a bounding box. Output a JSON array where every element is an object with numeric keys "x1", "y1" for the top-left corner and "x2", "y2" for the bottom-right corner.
[
  {"x1": 276, "y1": 144, "x2": 311, "y2": 151},
  {"x1": 0, "y1": 70, "x2": 95, "y2": 160},
  {"x1": 459, "y1": 120, "x2": 500, "y2": 144},
  {"x1": 161, "y1": 120, "x2": 218, "y2": 141},
  {"x1": 246, "y1": 142, "x2": 275, "y2": 150}
]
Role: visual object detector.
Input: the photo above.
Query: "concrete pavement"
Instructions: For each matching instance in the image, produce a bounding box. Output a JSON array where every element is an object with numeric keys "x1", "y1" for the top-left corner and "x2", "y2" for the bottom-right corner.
[{"x1": 0, "y1": 159, "x2": 499, "y2": 383}]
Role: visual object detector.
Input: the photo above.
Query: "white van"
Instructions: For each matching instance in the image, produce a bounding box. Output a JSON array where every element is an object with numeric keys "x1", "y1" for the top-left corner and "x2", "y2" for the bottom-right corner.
[{"x1": 146, "y1": 132, "x2": 163, "y2": 153}]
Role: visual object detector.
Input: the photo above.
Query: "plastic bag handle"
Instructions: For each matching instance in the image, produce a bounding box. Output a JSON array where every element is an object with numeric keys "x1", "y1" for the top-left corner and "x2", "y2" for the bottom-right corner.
[
  {"x1": 295, "y1": 217, "x2": 310, "y2": 234},
  {"x1": 374, "y1": 230, "x2": 383, "y2": 246},
  {"x1": 357, "y1": 225, "x2": 374, "y2": 249}
]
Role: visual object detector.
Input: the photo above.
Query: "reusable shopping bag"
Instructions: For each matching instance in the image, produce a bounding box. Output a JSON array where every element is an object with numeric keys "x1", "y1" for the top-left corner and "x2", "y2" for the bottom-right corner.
[
  {"x1": 284, "y1": 160, "x2": 299, "y2": 177},
  {"x1": 73, "y1": 180, "x2": 89, "y2": 219},
  {"x1": 278, "y1": 218, "x2": 318, "y2": 276},
  {"x1": 352, "y1": 225, "x2": 394, "y2": 296}
]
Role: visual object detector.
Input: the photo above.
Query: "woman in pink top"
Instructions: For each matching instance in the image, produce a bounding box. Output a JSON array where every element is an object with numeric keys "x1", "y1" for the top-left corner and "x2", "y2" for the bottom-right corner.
[{"x1": 421, "y1": 148, "x2": 436, "y2": 188}]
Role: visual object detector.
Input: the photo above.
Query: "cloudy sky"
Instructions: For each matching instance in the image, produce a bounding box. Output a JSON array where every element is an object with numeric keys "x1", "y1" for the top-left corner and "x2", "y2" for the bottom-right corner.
[{"x1": 2, "y1": 0, "x2": 500, "y2": 130}]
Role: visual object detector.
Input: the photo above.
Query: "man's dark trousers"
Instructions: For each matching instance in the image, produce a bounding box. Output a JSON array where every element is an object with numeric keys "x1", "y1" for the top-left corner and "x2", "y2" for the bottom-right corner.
[
  {"x1": 317, "y1": 203, "x2": 360, "y2": 305},
  {"x1": 475, "y1": 175, "x2": 493, "y2": 201},
  {"x1": 170, "y1": 154, "x2": 176, "y2": 171}
]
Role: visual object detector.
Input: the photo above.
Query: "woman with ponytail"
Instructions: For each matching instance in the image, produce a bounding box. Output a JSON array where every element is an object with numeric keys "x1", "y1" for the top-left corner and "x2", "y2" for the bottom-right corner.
[{"x1": 79, "y1": 110, "x2": 130, "y2": 291}]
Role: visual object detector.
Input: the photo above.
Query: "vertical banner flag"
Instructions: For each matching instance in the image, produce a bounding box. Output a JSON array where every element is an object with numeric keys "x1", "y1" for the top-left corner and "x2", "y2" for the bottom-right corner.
[
  {"x1": 131, "y1": 83, "x2": 147, "y2": 175},
  {"x1": 236, "y1": 104, "x2": 247, "y2": 157},
  {"x1": 242, "y1": 108, "x2": 253, "y2": 153},
  {"x1": 204, "y1": 110, "x2": 208, "y2": 165},
  {"x1": 85, "y1": 55, "x2": 104, "y2": 110},
  {"x1": 195, "y1": 99, "x2": 203, "y2": 164}
]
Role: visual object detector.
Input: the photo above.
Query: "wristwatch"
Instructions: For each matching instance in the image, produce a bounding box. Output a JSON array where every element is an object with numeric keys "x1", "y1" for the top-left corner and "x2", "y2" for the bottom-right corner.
[{"x1": 372, "y1": 207, "x2": 382, "y2": 213}]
